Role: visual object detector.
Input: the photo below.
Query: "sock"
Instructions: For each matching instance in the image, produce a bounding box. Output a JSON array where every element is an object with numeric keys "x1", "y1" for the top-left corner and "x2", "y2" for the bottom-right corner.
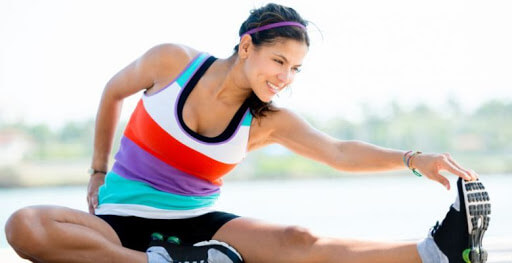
[
  {"x1": 417, "y1": 236, "x2": 449, "y2": 263},
  {"x1": 146, "y1": 246, "x2": 172, "y2": 263},
  {"x1": 452, "y1": 195, "x2": 460, "y2": 211},
  {"x1": 207, "y1": 248, "x2": 234, "y2": 262}
]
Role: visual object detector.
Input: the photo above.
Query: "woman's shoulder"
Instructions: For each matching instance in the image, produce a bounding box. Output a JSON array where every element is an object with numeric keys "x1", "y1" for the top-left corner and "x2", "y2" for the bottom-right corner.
[
  {"x1": 145, "y1": 43, "x2": 200, "y2": 64},
  {"x1": 141, "y1": 43, "x2": 202, "y2": 90},
  {"x1": 251, "y1": 106, "x2": 303, "y2": 133},
  {"x1": 248, "y1": 106, "x2": 311, "y2": 151},
  {"x1": 146, "y1": 43, "x2": 201, "y2": 69}
]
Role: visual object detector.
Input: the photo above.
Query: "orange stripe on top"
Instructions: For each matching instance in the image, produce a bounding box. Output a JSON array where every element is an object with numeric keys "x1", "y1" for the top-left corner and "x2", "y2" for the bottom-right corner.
[{"x1": 124, "y1": 100, "x2": 236, "y2": 185}]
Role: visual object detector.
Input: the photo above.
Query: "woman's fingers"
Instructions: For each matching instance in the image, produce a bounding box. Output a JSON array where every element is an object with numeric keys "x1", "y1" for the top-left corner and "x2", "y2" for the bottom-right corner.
[
  {"x1": 428, "y1": 172, "x2": 451, "y2": 190},
  {"x1": 417, "y1": 152, "x2": 478, "y2": 190},
  {"x1": 444, "y1": 153, "x2": 477, "y2": 180},
  {"x1": 439, "y1": 154, "x2": 472, "y2": 181},
  {"x1": 87, "y1": 194, "x2": 97, "y2": 214},
  {"x1": 443, "y1": 153, "x2": 476, "y2": 179},
  {"x1": 468, "y1": 169, "x2": 479, "y2": 181}
]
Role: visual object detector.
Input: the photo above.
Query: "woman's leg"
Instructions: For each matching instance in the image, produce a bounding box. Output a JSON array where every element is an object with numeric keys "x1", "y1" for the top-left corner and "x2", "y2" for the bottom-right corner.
[
  {"x1": 212, "y1": 217, "x2": 421, "y2": 263},
  {"x1": 5, "y1": 205, "x2": 147, "y2": 263}
]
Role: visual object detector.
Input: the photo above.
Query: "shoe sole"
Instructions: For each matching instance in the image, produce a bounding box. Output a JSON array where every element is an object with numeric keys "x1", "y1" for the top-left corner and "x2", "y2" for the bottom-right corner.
[{"x1": 461, "y1": 179, "x2": 491, "y2": 263}]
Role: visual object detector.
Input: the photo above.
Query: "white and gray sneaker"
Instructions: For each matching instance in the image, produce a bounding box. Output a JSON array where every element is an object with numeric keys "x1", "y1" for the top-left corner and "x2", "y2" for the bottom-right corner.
[
  {"x1": 146, "y1": 233, "x2": 243, "y2": 263},
  {"x1": 429, "y1": 178, "x2": 491, "y2": 263}
]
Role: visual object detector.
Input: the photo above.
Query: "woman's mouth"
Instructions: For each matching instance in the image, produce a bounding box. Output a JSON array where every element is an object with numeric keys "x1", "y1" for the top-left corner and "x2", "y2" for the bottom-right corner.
[{"x1": 267, "y1": 81, "x2": 281, "y2": 94}]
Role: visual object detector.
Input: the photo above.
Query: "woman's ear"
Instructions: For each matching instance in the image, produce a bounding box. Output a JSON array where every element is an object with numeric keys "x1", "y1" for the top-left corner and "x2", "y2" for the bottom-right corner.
[{"x1": 238, "y1": 34, "x2": 252, "y2": 59}]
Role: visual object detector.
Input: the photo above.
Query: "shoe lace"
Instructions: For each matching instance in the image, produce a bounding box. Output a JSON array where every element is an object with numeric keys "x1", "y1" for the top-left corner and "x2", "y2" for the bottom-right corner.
[{"x1": 430, "y1": 221, "x2": 441, "y2": 236}]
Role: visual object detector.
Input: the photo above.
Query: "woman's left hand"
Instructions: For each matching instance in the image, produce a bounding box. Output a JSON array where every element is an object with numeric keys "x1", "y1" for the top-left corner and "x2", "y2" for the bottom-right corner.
[{"x1": 412, "y1": 152, "x2": 478, "y2": 190}]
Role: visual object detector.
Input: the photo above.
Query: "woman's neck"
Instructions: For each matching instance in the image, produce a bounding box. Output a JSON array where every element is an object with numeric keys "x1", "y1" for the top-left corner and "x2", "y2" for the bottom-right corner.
[{"x1": 209, "y1": 54, "x2": 252, "y2": 106}]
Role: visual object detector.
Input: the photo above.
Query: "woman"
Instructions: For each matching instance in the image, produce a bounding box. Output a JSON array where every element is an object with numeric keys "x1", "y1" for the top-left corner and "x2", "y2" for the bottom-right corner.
[{"x1": 5, "y1": 3, "x2": 491, "y2": 263}]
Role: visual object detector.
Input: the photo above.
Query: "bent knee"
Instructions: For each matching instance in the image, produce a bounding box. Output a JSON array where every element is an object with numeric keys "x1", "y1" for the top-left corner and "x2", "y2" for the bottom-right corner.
[
  {"x1": 5, "y1": 206, "x2": 48, "y2": 252},
  {"x1": 281, "y1": 226, "x2": 318, "y2": 248}
]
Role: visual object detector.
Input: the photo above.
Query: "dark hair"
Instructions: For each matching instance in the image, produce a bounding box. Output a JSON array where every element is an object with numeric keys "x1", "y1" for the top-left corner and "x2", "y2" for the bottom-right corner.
[{"x1": 234, "y1": 3, "x2": 310, "y2": 118}]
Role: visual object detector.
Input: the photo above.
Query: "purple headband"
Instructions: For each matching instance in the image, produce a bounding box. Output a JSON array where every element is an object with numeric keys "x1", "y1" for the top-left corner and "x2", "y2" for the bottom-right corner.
[{"x1": 240, "y1": 21, "x2": 306, "y2": 37}]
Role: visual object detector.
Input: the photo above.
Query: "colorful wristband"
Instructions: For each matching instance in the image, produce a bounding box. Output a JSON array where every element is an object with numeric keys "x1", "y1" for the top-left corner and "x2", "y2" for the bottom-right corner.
[
  {"x1": 412, "y1": 168, "x2": 423, "y2": 177},
  {"x1": 403, "y1": 150, "x2": 413, "y2": 168},
  {"x1": 404, "y1": 151, "x2": 423, "y2": 177}
]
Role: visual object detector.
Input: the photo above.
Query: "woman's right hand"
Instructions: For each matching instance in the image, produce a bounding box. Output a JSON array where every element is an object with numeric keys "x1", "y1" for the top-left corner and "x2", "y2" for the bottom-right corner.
[{"x1": 87, "y1": 173, "x2": 106, "y2": 214}]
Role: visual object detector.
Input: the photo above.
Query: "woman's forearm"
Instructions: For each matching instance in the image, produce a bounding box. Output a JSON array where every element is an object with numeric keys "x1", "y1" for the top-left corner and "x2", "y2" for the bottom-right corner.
[
  {"x1": 333, "y1": 140, "x2": 407, "y2": 172},
  {"x1": 90, "y1": 85, "x2": 124, "y2": 171}
]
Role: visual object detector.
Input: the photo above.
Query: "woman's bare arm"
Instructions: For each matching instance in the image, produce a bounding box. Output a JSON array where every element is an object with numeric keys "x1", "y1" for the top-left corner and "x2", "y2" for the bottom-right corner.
[{"x1": 250, "y1": 107, "x2": 476, "y2": 190}]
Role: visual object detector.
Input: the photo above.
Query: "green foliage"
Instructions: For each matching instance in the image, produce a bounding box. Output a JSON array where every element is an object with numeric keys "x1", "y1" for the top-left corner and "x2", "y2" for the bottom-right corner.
[
  {"x1": 312, "y1": 100, "x2": 512, "y2": 155},
  {"x1": 1, "y1": 120, "x2": 95, "y2": 160}
]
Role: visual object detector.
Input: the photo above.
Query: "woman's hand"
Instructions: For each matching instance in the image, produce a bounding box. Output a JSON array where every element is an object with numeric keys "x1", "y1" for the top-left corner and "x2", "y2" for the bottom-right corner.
[
  {"x1": 412, "y1": 152, "x2": 478, "y2": 190},
  {"x1": 87, "y1": 173, "x2": 106, "y2": 214}
]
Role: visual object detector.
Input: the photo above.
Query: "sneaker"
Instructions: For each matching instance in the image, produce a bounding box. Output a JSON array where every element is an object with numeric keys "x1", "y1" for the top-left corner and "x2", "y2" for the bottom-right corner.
[
  {"x1": 147, "y1": 233, "x2": 244, "y2": 263},
  {"x1": 431, "y1": 178, "x2": 491, "y2": 263}
]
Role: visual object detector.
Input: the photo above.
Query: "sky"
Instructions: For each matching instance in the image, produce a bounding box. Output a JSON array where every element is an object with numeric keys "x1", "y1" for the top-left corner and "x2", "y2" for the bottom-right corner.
[{"x1": 1, "y1": 0, "x2": 511, "y2": 129}]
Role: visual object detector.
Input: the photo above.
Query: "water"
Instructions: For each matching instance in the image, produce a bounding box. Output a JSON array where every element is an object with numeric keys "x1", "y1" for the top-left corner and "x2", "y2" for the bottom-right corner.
[{"x1": 1, "y1": 174, "x2": 511, "y2": 259}]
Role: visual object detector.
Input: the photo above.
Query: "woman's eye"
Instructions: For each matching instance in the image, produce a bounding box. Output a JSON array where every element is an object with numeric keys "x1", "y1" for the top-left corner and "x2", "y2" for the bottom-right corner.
[
  {"x1": 293, "y1": 67, "x2": 302, "y2": 73},
  {"x1": 273, "y1": 59, "x2": 284, "y2": 65}
]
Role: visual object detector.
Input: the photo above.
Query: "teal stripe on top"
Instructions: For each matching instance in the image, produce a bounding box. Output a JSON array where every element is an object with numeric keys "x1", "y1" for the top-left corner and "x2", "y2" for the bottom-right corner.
[
  {"x1": 241, "y1": 111, "x2": 253, "y2": 126},
  {"x1": 98, "y1": 171, "x2": 220, "y2": 210},
  {"x1": 176, "y1": 53, "x2": 210, "y2": 87}
]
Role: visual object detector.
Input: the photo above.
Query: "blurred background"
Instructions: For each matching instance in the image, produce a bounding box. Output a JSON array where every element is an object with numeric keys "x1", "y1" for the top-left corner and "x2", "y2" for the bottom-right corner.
[{"x1": 1, "y1": 0, "x2": 511, "y2": 261}]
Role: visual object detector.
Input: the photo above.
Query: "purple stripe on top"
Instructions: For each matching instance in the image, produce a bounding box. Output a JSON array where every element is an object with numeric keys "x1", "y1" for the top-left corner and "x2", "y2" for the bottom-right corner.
[{"x1": 112, "y1": 136, "x2": 220, "y2": 197}]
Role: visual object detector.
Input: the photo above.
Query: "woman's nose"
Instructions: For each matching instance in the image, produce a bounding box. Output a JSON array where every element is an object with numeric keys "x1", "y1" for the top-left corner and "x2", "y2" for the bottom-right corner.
[{"x1": 277, "y1": 70, "x2": 292, "y2": 83}]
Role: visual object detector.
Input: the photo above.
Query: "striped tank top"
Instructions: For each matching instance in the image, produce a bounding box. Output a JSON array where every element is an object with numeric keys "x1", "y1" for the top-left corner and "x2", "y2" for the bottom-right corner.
[{"x1": 95, "y1": 53, "x2": 253, "y2": 219}]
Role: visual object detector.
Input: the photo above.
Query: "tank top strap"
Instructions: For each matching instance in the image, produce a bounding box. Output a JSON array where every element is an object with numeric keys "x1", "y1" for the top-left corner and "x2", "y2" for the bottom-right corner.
[{"x1": 175, "y1": 53, "x2": 211, "y2": 88}]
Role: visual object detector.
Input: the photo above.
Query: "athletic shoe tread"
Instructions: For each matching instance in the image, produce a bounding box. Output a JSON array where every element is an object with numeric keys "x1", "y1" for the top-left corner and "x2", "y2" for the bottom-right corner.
[{"x1": 432, "y1": 178, "x2": 491, "y2": 263}]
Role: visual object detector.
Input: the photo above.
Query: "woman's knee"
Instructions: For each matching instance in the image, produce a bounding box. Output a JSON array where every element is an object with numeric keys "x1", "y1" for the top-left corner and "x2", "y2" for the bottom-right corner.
[
  {"x1": 5, "y1": 206, "x2": 49, "y2": 253},
  {"x1": 281, "y1": 225, "x2": 318, "y2": 248}
]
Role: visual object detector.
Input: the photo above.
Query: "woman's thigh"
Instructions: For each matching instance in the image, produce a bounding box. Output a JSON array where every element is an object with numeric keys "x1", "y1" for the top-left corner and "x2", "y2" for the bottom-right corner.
[
  {"x1": 6, "y1": 205, "x2": 122, "y2": 254},
  {"x1": 45, "y1": 205, "x2": 122, "y2": 244},
  {"x1": 212, "y1": 217, "x2": 421, "y2": 263},
  {"x1": 212, "y1": 217, "x2": 320, "y2": 263}
]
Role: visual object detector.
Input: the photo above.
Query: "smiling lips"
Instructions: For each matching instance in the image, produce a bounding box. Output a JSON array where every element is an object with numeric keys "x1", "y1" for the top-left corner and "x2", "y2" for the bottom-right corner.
[{"x1": 267, "y1": 81, "x2": 284, "y2": 94}]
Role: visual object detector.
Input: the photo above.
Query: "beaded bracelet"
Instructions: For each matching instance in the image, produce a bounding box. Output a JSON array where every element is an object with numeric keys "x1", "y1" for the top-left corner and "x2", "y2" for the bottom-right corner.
[
  {"x1": 402, "y1": 150, "x2": 413, "y2": 167},
  {"x1": 403, "y1": 151, "x2": 423, "y2": 177}
]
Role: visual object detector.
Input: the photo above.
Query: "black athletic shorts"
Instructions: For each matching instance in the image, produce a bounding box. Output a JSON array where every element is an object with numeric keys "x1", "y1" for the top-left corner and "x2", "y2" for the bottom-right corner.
[{"x1": 97, "y1": 211, "x2": 240, "y2": 251}]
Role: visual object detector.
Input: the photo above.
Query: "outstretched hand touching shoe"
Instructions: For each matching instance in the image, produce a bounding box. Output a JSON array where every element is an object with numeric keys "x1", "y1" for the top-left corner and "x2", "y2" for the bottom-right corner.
[{"x1": 410, "y1": 153, "x2": 479, "y2": 190}]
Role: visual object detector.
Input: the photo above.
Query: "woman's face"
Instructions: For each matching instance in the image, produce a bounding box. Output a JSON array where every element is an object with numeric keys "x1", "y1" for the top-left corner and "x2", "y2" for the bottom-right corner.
[{"x1": 243, "y1": 38, "x2": 308, "y2": 102}]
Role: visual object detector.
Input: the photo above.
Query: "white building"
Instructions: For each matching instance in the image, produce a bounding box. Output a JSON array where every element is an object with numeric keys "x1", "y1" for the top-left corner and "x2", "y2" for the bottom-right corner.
[{"x1": 0, "y1": 130, "x2": 34, "y2": 167}]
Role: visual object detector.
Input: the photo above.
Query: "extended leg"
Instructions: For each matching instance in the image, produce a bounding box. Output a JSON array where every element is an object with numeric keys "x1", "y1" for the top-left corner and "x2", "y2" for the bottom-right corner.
[{"x1": 213, "y1": 217, "x2": 421, "y2": 263}]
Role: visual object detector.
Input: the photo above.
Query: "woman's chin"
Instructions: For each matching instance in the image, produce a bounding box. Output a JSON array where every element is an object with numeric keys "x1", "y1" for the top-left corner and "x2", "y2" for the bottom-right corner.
[
  {"x1": 254, "y1": 92, "x2": 273, "y2": 103},
  {"x1": 262, "y1": 96, "x2": 275, "y2": 103}
]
